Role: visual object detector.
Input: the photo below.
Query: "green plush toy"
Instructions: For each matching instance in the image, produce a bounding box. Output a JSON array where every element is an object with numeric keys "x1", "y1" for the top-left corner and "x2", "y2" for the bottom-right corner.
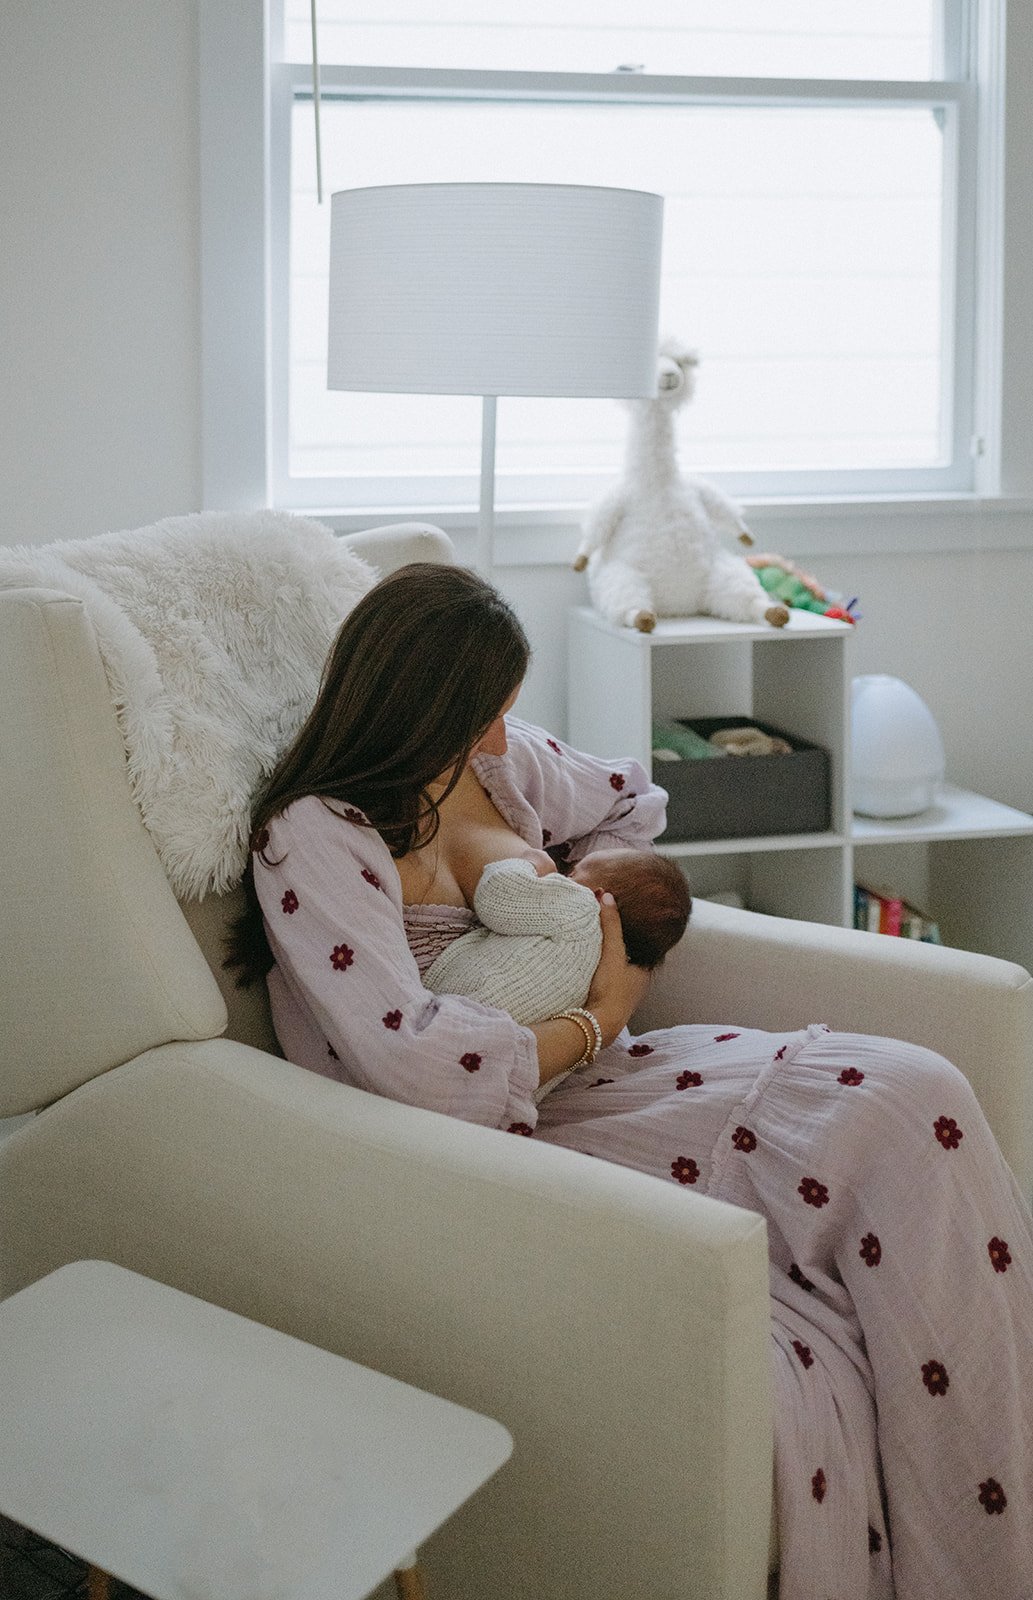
[{"x1": 746, "y1": 553, "x2": 859, "y2": 624}]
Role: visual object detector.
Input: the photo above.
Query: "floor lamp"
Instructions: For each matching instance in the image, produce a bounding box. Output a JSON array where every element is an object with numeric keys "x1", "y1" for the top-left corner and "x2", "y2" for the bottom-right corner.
[{"x1": 326, "y1": 183, "x2": 664, "y2": 575}]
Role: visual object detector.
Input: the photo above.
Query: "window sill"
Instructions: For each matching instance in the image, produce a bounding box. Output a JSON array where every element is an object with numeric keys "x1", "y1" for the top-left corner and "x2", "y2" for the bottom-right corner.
[{"x1": 302, "y1": 493, "x2": 1033, "y2": 564}]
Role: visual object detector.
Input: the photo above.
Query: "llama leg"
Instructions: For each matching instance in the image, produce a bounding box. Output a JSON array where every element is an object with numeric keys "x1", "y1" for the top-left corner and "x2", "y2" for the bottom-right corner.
[
  {"x1": 703, "y1": 548, "x2": 789, "y2": 627},
  {"x1": 574, "y1": 489, "x2": 626, "y2": 572},
  {"x1": 587, "y1": 555, "x2": 657, "y2": 632}
]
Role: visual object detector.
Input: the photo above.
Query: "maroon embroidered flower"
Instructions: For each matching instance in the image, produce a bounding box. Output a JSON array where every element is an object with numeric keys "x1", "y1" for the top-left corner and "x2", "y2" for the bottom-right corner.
[
  {"x1": 934, "y1": 1115, "x2": 964, "y2": 1150},
  {"x1": 460, "y1": 1052, "x2": 482, "y2": 1073},
  {"x1": 732, "y1": 1126, "x2": 758, "y2": 1153},
  {"x1": 547, "y1": 738, "x2": 562, "y2": 754},
  {"x1": 330, "y1": 943, "x2": 354, "y2": 971},
  {"x1": 988, "y1": 1236, "x2": 1012, "y2": 1273},
  {"x1": 541, "y1": 829, "x2": 552, "y2": 844},
  {"x1": 676, "y1": 1070, "x2": 704, "y2": 1089},
  {"x1": 591, "y1": 1077, "x2": 615, "y2": 1087},
  {"x1": 609, "y1": 771, "x2": 626, "y2": 791},
  {"x1": 382, "y1": 1010, "x2": 402, "y2": 1031},
  {"x1": 341, "y1": 806, "x2": 366, "y2": 824},
  {"x1": 327, "y1": 1042, "x2": 339, "y2": 1062},
  {"x1": 714, "y1": 1032, "x2": 740, "y2": 1043},
  {"x1": 811, "y1": 1469, "x2": 827, "y2": 1504},
  {"x1": 281, "y1": 888, "x2": 299, "y2": 915},
  {"x1": 253, "y1": 827, "x2": 270, "y2": 854},
  {"x1": 628, "y1": 1042, "x2": 654, "y2": 1057},
  {"x1": 774, "y1": 1045, "x2": 787, "y2": 1060},
  {"x1": 838, "y1": 1067, "x2": 865, "y2": 1086},
  {"x1": 792, "y1": 1339, "x2": 814, "y2": 1369},
  {"x1": 671, "y1": 1156, "x2": 700, "y2": 1186},
  {"x1": 799, "y1": 1177, "x2": 830, "y2": 1208},
  {"x1": 859, "y1": 1233, "x2": 882, "y2": 1268},
  {"x1": 868, "y1": 1527, "x2": 883, "y2": 1554},
  {"x1": 921, "y1": 1360, "x2": 950, "y2": 1396},
  {"x1": 789, "y1": 1263, "x2": 816, "y2": 1293},
  {"x1": 508, "y1": 1122, "x2": 534, "y2": 1136},
  {"x1": 361, "y1": 868, "x2": 383, "y2": 891},
  {"x1": 978, "y1": 1478, "x2": 1007, "y2": 1515}
]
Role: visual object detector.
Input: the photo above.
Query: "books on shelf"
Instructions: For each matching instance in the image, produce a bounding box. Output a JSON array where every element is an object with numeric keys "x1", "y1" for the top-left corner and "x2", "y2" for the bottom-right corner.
[{"x1": 853, "y1": 884, "x2": 941, "y2": 944}]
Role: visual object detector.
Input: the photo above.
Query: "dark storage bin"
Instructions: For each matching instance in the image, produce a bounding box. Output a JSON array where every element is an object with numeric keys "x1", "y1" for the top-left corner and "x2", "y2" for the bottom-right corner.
[{"x1": 656, "y1": 716, "x2": 830, "y2": 842}]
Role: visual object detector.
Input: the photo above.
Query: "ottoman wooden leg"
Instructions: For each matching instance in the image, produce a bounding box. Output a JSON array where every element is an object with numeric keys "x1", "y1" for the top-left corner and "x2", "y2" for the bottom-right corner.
[
  {"x1": 394, "y1": 1557, "x2": 428, "y2": 1599},
  {"x1": 87, "y1": 1566, "x2": 111, "y2": 1600}
]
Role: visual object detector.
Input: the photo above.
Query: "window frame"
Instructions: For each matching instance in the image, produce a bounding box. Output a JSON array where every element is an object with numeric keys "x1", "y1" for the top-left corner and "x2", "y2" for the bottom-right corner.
[
  {"x1": 271, "y1": 60, "x2": 977, "y2": 510},
  {"x1": 200, "y1": 0, "x2": 1024, "y2": 542}
]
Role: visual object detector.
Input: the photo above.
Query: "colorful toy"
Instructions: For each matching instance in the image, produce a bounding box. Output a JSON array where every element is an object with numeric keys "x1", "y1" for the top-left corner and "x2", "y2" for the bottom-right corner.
[{"x1": 746, "y1": 552, "x2": 860, "y2": 625}]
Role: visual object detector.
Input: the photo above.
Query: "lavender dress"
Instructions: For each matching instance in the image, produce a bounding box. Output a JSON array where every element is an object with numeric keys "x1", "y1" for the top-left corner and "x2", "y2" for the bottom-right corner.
[{"x1": 255, "y1": 717, "x2": 1033, "y2": 1600}]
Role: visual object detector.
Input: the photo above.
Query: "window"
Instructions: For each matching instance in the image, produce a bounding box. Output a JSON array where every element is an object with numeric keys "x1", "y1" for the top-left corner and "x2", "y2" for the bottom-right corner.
[{"x1": 264, "y1": 2, "x2": 980, "y2": 514}]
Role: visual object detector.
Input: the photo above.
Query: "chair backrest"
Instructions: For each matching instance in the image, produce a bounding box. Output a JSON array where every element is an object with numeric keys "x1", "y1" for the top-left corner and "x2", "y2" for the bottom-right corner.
[
  {"x1": 0, "y1": 522, "x2": 455, "y2": 1116},
  {"x1": 0, "y1": 587, "x2": 228, "y2": 1116}
]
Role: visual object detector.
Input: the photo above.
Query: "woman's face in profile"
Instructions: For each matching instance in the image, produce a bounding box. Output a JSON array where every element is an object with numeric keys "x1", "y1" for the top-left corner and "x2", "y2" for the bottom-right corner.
[{"x1": 469, "y1": 684, "x2": 522, "y2": 760}]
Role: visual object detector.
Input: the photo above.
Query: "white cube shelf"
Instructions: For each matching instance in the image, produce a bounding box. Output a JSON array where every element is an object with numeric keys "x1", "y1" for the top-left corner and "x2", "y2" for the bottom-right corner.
[{"x1": 568, "y1": 606, "x2": 1033, "y2": 966}]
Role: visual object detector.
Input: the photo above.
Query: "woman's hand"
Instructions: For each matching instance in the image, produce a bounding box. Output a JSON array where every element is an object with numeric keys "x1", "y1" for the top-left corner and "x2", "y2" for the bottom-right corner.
[
  {"x1": 530, "y1": 892, "x2": 651, "y2": 1087},
  {"x1": 586, "y1": 892, "x2": 651, "y2": 1047}
]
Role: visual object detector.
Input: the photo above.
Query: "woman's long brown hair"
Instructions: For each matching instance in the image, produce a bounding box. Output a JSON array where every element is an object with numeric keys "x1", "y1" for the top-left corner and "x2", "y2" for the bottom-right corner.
[{"x1": 224, "y1": 562, "x2": 530, "y2": 988}]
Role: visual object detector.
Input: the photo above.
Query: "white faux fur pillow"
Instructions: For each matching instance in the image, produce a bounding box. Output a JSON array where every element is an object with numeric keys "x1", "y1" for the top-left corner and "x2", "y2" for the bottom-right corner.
[{"x1": 0, "y1": 510, "x2": 377, "y2": 898}]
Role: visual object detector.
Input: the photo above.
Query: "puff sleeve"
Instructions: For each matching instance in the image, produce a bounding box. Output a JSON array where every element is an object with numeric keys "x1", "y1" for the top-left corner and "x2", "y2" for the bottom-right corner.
[
  {"x1": 472, "y1": 716, "x2": 668, "y2": 865},
  {"x1": 254, "y1": 797, "x2": 541, "y2": 1131}
]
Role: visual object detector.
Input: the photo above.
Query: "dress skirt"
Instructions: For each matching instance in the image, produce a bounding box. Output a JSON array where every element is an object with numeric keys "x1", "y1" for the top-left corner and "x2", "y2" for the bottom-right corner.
[{"x1": 533, "y1": 1022, "x2": 1033, "y2": 1600}]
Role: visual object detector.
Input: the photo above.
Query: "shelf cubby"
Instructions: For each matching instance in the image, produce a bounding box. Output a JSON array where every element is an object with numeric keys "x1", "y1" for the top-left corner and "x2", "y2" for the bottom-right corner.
[{"x1": 568, "y1": 606, "x2": 1033, "y2": 967}]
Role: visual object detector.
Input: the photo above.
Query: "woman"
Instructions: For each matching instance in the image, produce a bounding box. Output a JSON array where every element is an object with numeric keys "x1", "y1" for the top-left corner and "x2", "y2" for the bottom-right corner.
[{"x1": 227, "y1": 563, "x2": 1033, "y2": 1600}]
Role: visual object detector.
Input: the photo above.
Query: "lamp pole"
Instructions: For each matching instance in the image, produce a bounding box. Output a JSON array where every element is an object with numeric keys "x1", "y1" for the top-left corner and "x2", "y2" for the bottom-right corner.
[{"x1": 476, "y1": 395, "x2": 498, "y2": 577}]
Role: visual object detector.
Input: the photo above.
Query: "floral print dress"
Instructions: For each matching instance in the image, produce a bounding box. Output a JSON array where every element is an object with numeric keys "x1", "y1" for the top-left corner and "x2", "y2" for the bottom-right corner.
[{"x1": 254, "y1": 717, "x2": 1033, "y2": 1600}]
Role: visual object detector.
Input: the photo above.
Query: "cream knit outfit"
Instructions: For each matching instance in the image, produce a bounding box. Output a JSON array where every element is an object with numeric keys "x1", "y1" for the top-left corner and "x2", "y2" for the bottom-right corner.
[{"x1": 423, "y1": 857, "x2": 601, "y2": 1027}]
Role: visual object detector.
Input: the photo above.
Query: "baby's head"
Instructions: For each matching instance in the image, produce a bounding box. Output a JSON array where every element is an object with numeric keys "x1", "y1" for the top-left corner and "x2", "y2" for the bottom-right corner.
[{"x1": 569, "y1": 849, "x2": 692, "y2": 969}]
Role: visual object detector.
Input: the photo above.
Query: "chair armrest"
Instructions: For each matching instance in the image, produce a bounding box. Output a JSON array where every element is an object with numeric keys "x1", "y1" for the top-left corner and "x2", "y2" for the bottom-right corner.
[
  {"x1": 339, "y1": 522, "x2": 456, "y2": 572},
  {"x1": 635, "y1": 899, "x2": 1033, "y2": 1195},
  {"x1": 0, "y1": 1037, "x2": 773, "y2": 1600}
]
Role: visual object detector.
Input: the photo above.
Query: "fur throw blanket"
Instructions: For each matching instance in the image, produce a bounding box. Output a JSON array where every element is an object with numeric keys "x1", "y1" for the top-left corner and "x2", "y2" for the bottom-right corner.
[{"x1": 0, "y1": 510, "x2": 377, "y2": 899}]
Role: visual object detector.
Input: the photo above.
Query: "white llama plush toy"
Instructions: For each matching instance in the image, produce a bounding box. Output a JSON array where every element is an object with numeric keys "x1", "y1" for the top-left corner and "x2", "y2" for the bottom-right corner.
[{"x1": 573, "y1": 339, "x2": 789, "y2": 633}]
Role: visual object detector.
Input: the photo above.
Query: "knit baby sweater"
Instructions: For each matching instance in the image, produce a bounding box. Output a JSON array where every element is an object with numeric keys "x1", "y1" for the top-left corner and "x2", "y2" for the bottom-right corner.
[{"x1": 423, "y1": 857, "x2": 602, "y2": 1027}]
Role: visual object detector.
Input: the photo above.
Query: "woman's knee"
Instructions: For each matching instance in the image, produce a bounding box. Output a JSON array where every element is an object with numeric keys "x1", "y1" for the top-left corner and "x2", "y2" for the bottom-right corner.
[{"x1": 840, "y1": 1035, "x2": 988, "y2": 1155}]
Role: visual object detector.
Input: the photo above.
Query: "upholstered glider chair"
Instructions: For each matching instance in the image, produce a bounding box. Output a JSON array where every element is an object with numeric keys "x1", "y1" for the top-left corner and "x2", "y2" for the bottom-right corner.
[{"x1": 1, "y1": 517, "x2": 1031, "y2": 1600}]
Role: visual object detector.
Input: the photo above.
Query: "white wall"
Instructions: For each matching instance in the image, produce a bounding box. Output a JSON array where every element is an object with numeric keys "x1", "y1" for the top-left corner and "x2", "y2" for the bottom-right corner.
[
  {"x1": 1, "y1": 1, "x2": 1031, "y2": 826},
  {"x1": 0, "y1": 1, "x2": 201, "y2": 545}
]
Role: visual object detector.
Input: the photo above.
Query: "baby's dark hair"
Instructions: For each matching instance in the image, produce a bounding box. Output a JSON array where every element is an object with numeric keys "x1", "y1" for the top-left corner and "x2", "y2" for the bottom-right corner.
[{"x1": 590, "y1": 853, "x2": 692, "y2": 969}]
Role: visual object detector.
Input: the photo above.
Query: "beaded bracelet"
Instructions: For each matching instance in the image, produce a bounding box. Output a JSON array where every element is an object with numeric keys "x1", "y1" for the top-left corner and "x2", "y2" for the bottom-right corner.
[{"x1": 554, "y1": 1006, "x2": 604, "y2": 1067}]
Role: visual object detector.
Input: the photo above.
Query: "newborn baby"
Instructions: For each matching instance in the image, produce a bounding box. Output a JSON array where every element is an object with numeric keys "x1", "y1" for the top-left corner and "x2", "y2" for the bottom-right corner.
[{"x1": 423, "y1": 847, "x2": 691, "y2": 1033}]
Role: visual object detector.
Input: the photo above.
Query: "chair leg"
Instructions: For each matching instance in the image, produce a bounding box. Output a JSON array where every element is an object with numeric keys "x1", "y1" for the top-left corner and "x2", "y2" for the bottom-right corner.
[
  {"x1": 394, "y1": 1559, "x2": 428, "y2": 1600},
  {"x1": 87, "y1": 1567, "x2": 111, "y2": 1600}
]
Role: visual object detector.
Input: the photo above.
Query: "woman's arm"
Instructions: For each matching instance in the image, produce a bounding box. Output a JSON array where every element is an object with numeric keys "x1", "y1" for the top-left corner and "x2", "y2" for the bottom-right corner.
[
  {"x1": 256, "y1": 798, "x2": 542, "y2": 1130},
  {"x1": 479, "y1": 718, "x2": 668, "y2": 865},
  {"x1": 531, "y1": 894, "x2": 650, "y2": 1084}
]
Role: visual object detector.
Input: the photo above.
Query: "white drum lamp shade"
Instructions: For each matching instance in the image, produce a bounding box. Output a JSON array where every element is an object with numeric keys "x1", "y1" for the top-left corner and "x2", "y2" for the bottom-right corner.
[
  {"x1": 851, "y1": 674, "x2": 946, "y2": 818},
  {"x1": 327, "y1": 182, "x2": 664, "y2": 571}
]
